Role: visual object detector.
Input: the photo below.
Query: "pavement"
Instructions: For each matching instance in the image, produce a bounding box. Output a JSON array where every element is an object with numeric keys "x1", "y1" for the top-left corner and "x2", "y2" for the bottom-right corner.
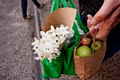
[
  {"x1": 0, "y1": 0, "x2": 120, "y2": 80},
  {"x1": 0, "y1": 0, "x2": 37, "y2": 80}
]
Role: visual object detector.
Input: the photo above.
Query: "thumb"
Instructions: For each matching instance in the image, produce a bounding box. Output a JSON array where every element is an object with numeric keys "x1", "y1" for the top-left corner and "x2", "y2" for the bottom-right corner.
[
  {"x1": 96, "y1": 7, "x2": 120, "y2": 40},
  {"x1": 96, "y1": 21, "x2": 111, "y2": 40}
]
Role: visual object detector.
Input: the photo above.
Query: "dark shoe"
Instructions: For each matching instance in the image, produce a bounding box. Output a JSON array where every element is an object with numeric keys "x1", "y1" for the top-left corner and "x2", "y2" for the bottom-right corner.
[
  {"x1": 24, "y1": 15, "x2": 32, "y2": 19},
  {"x1": 39, "y1": 3, "x2": 44, "y2": 9}
]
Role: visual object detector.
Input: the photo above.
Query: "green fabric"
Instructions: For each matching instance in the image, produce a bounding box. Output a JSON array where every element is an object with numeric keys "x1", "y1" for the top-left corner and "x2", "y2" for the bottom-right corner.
[
  {"x1": 41, "y1": 51, "x2": 64, "y2": 78},
  {"x1": 50, "y1": 0, "x2": 61, "y2": 13},
  {"x1": 62, "y1": 23, "x2": 81, "y2": 75},
  {"x1": 41, "y1": 0, "x2": 89, "y2": 79},
  {"x1": 61, "y1": 0, "x2": 88, "y2": 75},
  {"x1": 42, "y1": 0, "x2": 64, "y2": 79},
  {"x1": 68, "y1": 0, "x2": 88, "y2": 33},
  {"x1": 50, "y1": 0, "x2": 55, "y2": 13}
]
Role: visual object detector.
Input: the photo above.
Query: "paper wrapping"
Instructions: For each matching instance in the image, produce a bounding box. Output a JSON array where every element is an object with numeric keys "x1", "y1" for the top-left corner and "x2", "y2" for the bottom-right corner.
[
  {"x1": 43, "y1": 8, "x2": 77, "y2": 50},
  {"x1": 74, "y1": 33, "x2": 106, "y2": 79}
]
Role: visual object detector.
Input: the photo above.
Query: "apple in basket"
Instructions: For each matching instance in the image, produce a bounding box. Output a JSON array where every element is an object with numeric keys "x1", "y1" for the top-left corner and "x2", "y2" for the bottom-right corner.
[
  {"x1": 77, "y1": 46, "x2": 92, "y2": 57},
  {"x1": 81, "y1": 37, "x2": 91, "y2": 46},
  {"x1": 91, "y1": 41, "x2": 103, "y2": 51}
]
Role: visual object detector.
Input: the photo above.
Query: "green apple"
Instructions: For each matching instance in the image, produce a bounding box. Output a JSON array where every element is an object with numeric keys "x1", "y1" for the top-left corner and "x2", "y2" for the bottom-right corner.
[
  {"x1": 91, "y1": 41, "x2": 103, "y2": 51},
  {"x1": 77, "y1": 46, "x2": 92, "y2": 57}
]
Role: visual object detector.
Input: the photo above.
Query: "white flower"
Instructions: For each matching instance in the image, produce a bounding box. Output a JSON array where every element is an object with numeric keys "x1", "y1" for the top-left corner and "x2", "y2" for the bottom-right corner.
[
  {"x1": 32, "y1": 37, "x2": 40, "y2": 46},
  {"x1": 34, "y1": 57, "x2": 40, "y2": 60},
  {"x1": 32, "y1": 24, "x2": 69, "y2": 62}
]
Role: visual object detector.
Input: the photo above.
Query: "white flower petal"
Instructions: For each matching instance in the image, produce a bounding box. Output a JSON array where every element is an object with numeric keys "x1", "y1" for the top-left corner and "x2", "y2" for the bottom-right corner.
[
  {"x1": 34, "y1": 57, "x2": 40, "y2": 60},
  {"x1": 31, "y1": 24, "x2": 69, "y2": 62}
]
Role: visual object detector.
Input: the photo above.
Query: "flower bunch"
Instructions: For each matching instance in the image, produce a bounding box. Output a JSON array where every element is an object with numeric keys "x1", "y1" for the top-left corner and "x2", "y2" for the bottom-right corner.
[{"x1": 32, "y1": 24, "x2": 69, "y2": 62}]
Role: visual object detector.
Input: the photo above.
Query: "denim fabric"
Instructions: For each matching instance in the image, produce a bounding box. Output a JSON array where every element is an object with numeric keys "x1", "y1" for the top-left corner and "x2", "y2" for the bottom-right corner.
[
  {"x1": 21, "y1": 0, "x2": 40, "y2": 18},
  {"x1": 32, "y1": 0, "x2": 40, "y2": 8},
  {"x1": 78, "y1": 0, "x2": 103, "y2": 19},
  {"x1": 21, "y1": 0, "x2": 27, "y2": 18}
]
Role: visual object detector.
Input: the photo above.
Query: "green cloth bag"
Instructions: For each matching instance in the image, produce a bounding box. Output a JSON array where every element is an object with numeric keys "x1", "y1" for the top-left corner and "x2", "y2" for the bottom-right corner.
[
  {"x1": 41, "y1": 51, "x2": 64, "y2": 78},
  {"x1": 61, "y1": 0, "x2": 88, "y2": 75},
  {"x1": 41, "y1": 0, "x2": 63, "y2": 79},
  {"x1": 62, "y1": 24, "x2": 81, "y2": 75},
  {"x1": 41, "y1": 0, "x2": 89, "y2": 78}
]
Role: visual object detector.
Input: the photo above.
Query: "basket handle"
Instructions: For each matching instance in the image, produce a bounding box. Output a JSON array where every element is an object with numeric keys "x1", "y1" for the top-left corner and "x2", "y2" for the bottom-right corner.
[
  {"x1": 76, "y1": 24, "x2": 99, "y2": 54},
  {"x1": 91, "y1": 24, "x2": 99, "y2": 53}
]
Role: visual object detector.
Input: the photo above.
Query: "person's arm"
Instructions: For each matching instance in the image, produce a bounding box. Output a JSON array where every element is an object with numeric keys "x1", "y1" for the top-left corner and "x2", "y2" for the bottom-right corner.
[{"x1": 87, "y1": 0, "x2": 120, "y2": 40}]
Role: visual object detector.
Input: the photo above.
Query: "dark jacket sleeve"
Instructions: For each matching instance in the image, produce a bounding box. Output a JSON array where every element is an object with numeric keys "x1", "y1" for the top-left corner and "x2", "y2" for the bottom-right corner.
[{"x1": 78, "y1": 0, "x2": 103, "y2": 19}]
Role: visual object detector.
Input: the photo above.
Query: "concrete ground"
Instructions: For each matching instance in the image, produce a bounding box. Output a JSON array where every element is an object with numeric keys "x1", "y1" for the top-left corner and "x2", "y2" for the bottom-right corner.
[
  {"x1": 0, "y1": 0, "x2": 120, "y2": 80},
  {"x1": 0, "y1": 0, "x2": 37, "y2": 80}
]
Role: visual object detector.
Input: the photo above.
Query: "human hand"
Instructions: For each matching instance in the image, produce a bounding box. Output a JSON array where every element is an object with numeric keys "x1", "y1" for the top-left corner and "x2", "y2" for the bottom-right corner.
[{"x1": 87, "y1": 0, "x2": 120, "y2": 40}]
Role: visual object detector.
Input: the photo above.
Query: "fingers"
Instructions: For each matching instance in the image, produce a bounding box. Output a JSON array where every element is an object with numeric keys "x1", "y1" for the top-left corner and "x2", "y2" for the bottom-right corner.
[
  {"x1": 87, "y1": 14, "x2": 95, "y2": 36},
  {"x1": 96, "y1": 21, "x2": 111, "y2": 40},
  {"x1": 89, "y1": 26, "x2": 96, "y2": 37},
  {"x1": 112, "y1": 16, "x2": 120, "y2": 28},
  {"x1": 87, "y1": 14, "x2": 92, "y2": 19},
  {"x1": 87, "y1": 15, "x2": 99, "y2": 37},
  {"x1": 87, "y1": 14, "x2": 93, "y2": 28},
  {"x1": 96, "y1": 7, "x2": 120, "y2": 40},
  {"x1": 87, "y1": 5, "x2": 120, "y2": 40},
  {"x1": 110, "y1": 7, "x2": 120, "y2": 28}
]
